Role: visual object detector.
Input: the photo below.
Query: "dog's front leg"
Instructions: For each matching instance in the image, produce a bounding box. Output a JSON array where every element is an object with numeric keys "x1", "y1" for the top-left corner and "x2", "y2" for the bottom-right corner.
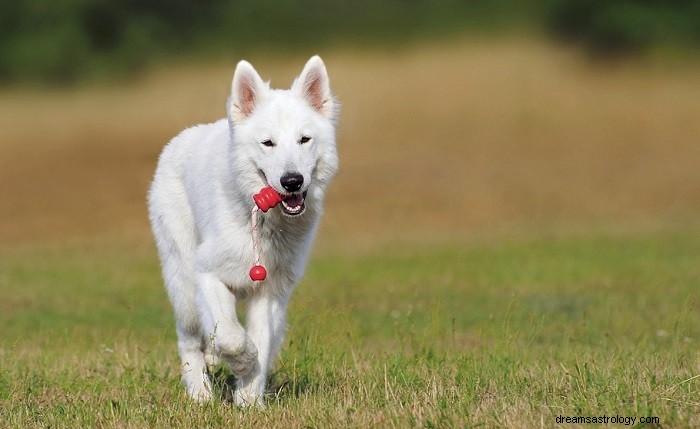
[
  {"x1": 196, "y1": 272, "x2": 258, "y2": 378},
  {"x1": 234, "y1": 290, "x2": 290, "y2": 407}
]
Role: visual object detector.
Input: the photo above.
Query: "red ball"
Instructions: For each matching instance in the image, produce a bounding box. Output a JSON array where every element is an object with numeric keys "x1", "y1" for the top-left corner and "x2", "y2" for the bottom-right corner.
[{"x1": 249, "y1": 265, "x2": 267, "y2": 281}]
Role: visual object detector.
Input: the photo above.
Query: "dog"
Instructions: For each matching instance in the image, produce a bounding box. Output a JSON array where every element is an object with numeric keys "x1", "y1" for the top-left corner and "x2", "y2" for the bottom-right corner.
[{"x1": 148, "y1": 56, "x2": 338, "y2": 406}]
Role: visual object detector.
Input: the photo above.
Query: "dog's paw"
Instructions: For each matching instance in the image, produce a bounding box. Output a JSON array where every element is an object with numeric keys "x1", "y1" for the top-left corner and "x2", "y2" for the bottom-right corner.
[
  {"x1": 188, "y1": 386, "x2": 214, "y2": 404},
  {"x1": 219, "y1": 335, "x2": 258, "y2": 377},
  {"x1": 183, "y1": 372, "x2": 214, "y2": 403},
  {"x1": 234, "y1": 388, "x2": 265, "y2": 409}
]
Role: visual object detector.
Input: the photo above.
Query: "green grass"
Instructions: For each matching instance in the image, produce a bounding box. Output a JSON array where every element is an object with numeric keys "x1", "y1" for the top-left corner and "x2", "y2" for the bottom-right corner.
[{"x1": 0, "y1": 231, "x2": 698, "y2": 427}]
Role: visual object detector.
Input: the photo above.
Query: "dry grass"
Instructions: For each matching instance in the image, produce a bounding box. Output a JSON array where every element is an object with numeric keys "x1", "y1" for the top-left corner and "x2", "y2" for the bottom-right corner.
[{"x1": 2, "y1": 38, "x2": 699, "y2": 246}]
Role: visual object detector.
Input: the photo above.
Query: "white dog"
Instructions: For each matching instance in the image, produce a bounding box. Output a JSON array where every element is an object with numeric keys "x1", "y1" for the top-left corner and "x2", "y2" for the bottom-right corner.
[{"x1": 148, "y1": 56, "x2": 338, "y2": 406}]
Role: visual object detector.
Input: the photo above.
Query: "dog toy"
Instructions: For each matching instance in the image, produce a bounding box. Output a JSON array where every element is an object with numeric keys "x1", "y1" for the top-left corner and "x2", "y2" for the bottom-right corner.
[
  {"x1": 253, "y1": 186, "x2": 283, "y2": 213},
  {"x1": 249, "y1": 186, "x2": 283, "y2": 281}
]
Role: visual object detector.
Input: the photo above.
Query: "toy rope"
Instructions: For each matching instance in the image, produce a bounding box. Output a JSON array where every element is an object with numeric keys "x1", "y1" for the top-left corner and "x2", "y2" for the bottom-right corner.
[{"x1": 251, "y1": 206, "x2": 261, "y2": 266}]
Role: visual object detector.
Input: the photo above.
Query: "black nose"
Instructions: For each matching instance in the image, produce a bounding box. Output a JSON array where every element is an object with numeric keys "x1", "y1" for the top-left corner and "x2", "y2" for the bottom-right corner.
[{"x1": 280, "y1": 172, "x2": 303, "y2": 192}]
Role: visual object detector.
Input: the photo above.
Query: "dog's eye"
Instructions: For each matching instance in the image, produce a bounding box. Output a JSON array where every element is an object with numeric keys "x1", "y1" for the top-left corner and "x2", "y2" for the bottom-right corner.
[
  {"x1": 299, "y1": 136, "x2": 311, "y2": 144},
  {"x1": 261, "y1": 139, "x2": 275, "y2": 147}
]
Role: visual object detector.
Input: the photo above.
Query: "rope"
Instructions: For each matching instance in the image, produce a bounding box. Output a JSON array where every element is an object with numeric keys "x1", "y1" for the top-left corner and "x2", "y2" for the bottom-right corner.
[{"x1": 251, "y1": 205, "x2": 261, "y2": 266}]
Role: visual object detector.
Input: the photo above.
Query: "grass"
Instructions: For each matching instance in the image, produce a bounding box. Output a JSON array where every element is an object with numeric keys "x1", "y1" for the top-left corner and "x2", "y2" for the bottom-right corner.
[
  {"x1": 0, "y1": 231, "x2": 698, "y2": 427},
  {"x1": 1, "y1": 37, "x2": 699, "y2": 427}
]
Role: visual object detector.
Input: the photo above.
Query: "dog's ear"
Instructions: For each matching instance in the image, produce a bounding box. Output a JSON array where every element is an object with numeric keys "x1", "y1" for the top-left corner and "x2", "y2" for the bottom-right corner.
[
  {"x1": 293, "y1": 56, "x2": 337, "y2": 121},
  {"x1": 230, "y1": 60, "x2": 268, "y2": 124}
]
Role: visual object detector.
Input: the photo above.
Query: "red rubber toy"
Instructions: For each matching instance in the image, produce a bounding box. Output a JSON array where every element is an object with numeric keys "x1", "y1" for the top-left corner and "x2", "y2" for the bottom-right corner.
[
  {"x1": 250, "y1": 186, "x2": 283, "y2": 282},
  {"x1": 253, "y1": 186, "x2": 283, "y2": 212},
  {"x1": 249, "y1": 264, "x2": 267, "y2": 281}
]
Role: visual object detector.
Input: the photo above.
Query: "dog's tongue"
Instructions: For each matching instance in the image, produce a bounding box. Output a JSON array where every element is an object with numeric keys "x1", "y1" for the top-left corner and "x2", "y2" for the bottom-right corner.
[{"x1": 284, "y1": 194, "x2": 304, "y2": 208}]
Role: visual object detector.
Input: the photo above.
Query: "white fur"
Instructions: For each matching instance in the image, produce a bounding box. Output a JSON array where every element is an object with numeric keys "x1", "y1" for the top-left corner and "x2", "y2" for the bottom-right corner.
[{"x1": 148, "y1": 56, "x2": 338, "y2": 406}]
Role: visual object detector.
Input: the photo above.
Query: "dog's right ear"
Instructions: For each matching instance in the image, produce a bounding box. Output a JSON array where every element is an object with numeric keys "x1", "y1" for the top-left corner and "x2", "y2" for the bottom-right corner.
[{"x1": 229, "y1": 60, "x2": 268, "y2": 124}]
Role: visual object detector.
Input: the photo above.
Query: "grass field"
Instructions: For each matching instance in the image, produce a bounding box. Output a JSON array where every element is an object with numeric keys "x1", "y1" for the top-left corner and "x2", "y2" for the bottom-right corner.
[
  {"x1": 1, "y1": 233, "x2": 698, "y2": 427},
  {"x1": 1, "y1": 38, "x2": 699, "y2": 427}
]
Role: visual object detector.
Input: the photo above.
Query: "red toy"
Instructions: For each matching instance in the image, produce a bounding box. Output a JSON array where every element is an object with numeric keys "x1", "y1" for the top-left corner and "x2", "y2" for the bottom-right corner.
[
  {"x1": 249, "y1": 186, "x2": 283, "y2": 281},
  {"x1": 253, "y1": 186, "x2": 283, "y2": 212}
]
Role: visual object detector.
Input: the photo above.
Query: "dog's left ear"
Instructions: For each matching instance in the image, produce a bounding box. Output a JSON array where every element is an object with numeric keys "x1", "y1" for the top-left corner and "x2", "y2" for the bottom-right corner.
[{"x1": 293, "y1": 56, "x2": 337, "y2": 121}]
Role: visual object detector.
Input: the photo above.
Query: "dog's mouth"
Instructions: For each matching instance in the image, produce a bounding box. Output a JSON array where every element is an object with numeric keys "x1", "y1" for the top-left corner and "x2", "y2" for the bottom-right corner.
[
  {"x1": 256, "y1": 169, "x2": 308, "y2": 216},
  {"x1": 280, "y1": 191, "x2": 307, "y2": 216}
]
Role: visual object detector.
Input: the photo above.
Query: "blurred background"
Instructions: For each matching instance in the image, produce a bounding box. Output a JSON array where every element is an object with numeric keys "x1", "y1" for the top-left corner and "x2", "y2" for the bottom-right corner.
[{"x1": 1, "y1": 0, "x2": 699, "y2": 249}]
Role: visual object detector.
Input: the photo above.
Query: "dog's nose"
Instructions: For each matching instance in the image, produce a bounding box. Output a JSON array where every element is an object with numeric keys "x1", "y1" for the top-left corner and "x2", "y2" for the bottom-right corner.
[{"x1": 280, "y1": 172, "x2": 303, "y2": 192}]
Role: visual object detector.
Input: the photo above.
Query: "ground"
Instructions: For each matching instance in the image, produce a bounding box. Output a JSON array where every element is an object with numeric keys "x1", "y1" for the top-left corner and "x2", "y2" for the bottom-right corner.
[{"x1": 0, "y1": 38, "x2": 698, "y2": 427}]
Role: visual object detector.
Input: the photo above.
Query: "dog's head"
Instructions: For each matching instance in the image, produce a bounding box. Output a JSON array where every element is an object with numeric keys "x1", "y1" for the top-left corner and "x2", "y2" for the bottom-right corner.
[{"x1": 227, "y1": 56, "x2": 339, "y2": 217}]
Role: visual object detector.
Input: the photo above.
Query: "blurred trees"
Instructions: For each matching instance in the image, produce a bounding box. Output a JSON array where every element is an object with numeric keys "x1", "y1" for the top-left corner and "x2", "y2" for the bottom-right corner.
[
  {"x1": 0, "y1": 0, "x2": 223, "y2": 83},
  {"x1": 546, "y1": 0, "x2": 700, "y2": 55},
  {"x1": 0, "y1": 0, "x2": 497, "y2": 84},
  {"x1": 0, "y1": 0, "x2": 698, "y2": 84}
]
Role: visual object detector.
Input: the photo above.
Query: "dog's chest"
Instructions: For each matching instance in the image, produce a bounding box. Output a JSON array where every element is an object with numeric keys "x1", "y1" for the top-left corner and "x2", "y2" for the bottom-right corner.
[
  {"x1": 214, "y1": 216, "x2": 315, "y2": 291},
  {"x1": 260, "y1": 218, "x2": 314, "y2": 277}
]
